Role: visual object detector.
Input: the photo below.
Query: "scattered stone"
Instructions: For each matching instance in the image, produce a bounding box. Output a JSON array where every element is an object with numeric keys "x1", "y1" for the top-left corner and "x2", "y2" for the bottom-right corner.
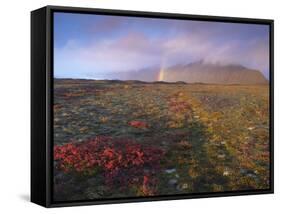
[
  {"x1": 223, "y1": 170, "x2": 230, "y2": 176},
  {"x1": 218, "y1": 154, "x2": 226, "y2": 159},
  {"x1": 178, "y1": 92, "x2": 183, "y2": 97},
  {"x1": 181, "y1": 183, "x2": 189, "y2": 190},
  {"x1": 168, "y1": 179, "x2": 178, "y2": 186},
  {"x1": 165, "y1": 168, "x2": 177, "y2": 174},
  {"x1": 246, "y1": 173, "x2": 257, "y2": 178}
]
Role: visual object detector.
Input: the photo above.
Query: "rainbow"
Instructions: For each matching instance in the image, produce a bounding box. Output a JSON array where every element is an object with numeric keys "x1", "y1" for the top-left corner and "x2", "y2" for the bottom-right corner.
[{"x1": 157, "y1": 67, "x2": 165, "y2": 81}]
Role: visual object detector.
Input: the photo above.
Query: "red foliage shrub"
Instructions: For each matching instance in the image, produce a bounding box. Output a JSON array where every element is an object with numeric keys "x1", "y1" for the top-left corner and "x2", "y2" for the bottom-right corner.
[
  {"x1": 54, "y1": 136, "x2": 164, "y2": 195},
  {"x1": 128, "y1": 121, "x2": 149, "y2": 128},
  {"x1": 169, "y1": 100, "x2": 191, "y2": 113}
]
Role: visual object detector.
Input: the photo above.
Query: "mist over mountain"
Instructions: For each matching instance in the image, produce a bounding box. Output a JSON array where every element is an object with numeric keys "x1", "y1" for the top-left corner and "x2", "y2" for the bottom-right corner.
[{"x1": 108, "y1": 60, "x2": 268, "y2": 84}]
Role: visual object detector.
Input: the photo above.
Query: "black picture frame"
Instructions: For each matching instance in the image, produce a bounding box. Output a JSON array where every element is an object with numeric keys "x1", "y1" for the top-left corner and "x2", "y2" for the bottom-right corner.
[{"x1": 31, "y1": 5, "x2": 274, "y2": 208}]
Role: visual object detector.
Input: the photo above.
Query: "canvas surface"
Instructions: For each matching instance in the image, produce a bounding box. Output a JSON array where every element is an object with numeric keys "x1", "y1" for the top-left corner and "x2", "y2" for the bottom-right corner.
[{"x1": 52, "y1": 12, "x2": 270, "y2": 202}]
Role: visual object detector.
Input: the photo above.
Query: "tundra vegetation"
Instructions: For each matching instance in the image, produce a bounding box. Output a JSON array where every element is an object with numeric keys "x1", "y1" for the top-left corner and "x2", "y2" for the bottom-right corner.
[{"x1": 53, "y1": 79, "x2": 270, "y2": 201}]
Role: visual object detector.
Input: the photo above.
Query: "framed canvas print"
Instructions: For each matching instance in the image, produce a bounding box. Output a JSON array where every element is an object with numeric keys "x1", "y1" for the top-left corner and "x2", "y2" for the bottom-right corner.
[{"x1": 31, "y1": 5, "x2": 274, "y2": 207}]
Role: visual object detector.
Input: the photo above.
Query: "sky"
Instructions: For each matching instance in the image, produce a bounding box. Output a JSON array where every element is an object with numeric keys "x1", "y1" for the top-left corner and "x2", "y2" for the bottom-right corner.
[{"x1": 54, "y1": 12, "x2": 270, "y2": 80}]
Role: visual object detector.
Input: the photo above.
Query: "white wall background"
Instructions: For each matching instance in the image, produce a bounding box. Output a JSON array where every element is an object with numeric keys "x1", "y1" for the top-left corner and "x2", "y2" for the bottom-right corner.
[{"x1": 0, "y1": 0, "x2": 279, "y2": 212}]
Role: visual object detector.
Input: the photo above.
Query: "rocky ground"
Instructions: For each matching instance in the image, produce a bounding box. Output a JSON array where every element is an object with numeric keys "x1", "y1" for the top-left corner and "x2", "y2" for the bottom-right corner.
[{"x1": 53, "y1": 79, "x2": 270, "y2": 201}]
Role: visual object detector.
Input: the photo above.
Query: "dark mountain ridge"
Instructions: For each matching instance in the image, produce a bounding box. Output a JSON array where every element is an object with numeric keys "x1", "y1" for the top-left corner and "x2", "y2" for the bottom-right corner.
[
  {"x1": 112, "y1": 60, "x2": 268, "y2": 84},
  {"x1": 162, "y1": 61, "x2": 268, "y2": 84}
]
